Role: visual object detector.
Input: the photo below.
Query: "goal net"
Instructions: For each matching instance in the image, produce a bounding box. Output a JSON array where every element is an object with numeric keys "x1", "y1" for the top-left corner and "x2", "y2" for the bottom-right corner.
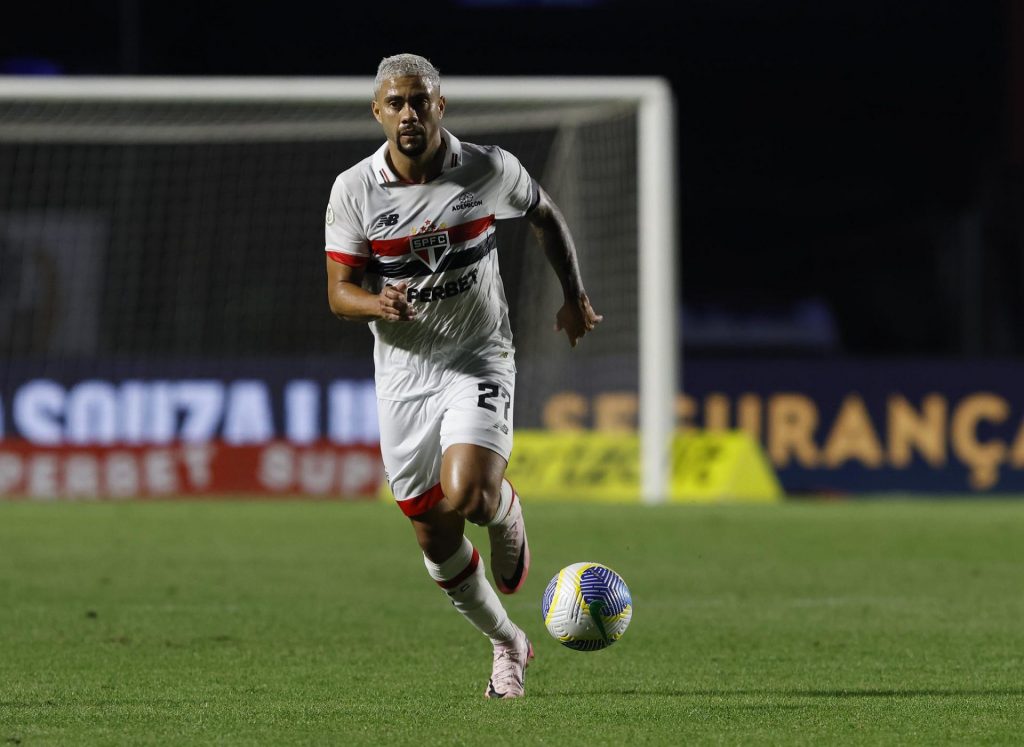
[{"x1": 0, "y1": 77, "x2": 677, "y2": 501}]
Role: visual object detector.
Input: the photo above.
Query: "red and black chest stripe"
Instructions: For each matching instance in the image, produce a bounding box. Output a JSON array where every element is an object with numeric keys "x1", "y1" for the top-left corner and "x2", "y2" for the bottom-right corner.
[{"x1": 365, "y1": 214, "x2": 496, "y2": 279}]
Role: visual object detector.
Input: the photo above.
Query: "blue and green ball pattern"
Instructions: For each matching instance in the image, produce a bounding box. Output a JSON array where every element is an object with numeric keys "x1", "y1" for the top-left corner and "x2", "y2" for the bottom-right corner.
[{"x1": 542, "y1": 562, "x2": 632, "y2": 651}]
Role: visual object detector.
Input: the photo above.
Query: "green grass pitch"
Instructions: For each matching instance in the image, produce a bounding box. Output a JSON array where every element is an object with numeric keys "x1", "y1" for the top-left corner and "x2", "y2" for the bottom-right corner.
[{"x1": 1, "y1": 498, "x2": 1023, "y2": 745}]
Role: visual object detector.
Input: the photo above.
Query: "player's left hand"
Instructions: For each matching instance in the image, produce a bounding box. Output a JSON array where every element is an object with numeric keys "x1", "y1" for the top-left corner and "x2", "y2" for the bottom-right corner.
[{"x1": 554, "y1": 292, "x2": 603, "y2": 348}]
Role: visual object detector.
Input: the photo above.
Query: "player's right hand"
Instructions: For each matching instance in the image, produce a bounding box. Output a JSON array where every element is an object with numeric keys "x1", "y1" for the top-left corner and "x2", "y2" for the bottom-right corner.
[
  {"x1": 379, "y1": 282, "x2": 417, "y2": 321},
  {"x1": 554, "y1": 292, "x2": 602, "y2": 347}
]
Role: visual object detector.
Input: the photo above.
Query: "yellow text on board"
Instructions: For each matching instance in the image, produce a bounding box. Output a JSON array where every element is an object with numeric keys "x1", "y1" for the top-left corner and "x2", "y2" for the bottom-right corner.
[{"x1": 505, "y1": 430, "x2": 781, "y2": 503}]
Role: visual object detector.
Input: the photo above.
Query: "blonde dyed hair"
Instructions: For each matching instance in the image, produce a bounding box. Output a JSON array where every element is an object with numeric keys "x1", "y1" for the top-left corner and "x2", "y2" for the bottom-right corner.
[{"x1": 374, "y1": 53, "x2": 441, "y2": 95}]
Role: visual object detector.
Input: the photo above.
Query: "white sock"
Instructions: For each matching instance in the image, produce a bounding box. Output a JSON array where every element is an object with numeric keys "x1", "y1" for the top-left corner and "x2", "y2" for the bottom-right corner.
[
  {"x1": 483, "y1": 478, "x2": 516, "y2": 528},
  {"x1": 423, "y1": 536, "x2": 517, "y2": 645}
]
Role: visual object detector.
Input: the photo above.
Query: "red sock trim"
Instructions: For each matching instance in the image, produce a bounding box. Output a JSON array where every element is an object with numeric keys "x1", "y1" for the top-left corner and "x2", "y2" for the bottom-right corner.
[
  {"x1": 437, "y1": 548, "x2": 480, "y2": 589},
  {"x1": 398, "y1": 483, "x2": 445, "y2": 517}
]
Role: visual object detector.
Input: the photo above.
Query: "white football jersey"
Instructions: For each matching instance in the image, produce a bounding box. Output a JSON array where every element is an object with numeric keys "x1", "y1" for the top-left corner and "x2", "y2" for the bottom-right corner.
[{"x1": 325, "y1": 129, "x2": 538, "y2": 401}]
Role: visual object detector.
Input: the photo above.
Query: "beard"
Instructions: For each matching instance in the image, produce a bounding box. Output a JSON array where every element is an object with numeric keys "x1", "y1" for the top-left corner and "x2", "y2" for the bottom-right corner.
[{"x1": 396, "y1": 131, "x2": 427, "y2": 157}]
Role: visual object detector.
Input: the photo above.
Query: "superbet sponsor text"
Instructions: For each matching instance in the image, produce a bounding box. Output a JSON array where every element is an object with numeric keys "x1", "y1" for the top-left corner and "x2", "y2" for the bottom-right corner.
[{"x1": 0, "y1": 378, "x2": 384, "y2": 499}]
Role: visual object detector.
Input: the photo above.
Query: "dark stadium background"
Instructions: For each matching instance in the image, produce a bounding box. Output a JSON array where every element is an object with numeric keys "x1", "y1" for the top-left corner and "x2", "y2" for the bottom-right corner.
[
  {"x1": 2, "y1": 0, "x2": 1014, "y2": 358},
  {"x1": 5, "y1": 11, "x2": 1024, "y2": 741}
]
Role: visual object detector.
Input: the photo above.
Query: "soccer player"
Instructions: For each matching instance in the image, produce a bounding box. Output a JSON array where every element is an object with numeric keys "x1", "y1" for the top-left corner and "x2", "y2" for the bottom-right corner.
[{"x1": 324, "y1": 53, "x2": 601, "y2": 699}]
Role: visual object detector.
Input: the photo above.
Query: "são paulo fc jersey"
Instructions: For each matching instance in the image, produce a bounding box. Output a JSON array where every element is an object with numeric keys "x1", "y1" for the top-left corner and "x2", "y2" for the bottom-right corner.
[{"x1": 325, "y1": 129, "x2": 538, "y2": 401}]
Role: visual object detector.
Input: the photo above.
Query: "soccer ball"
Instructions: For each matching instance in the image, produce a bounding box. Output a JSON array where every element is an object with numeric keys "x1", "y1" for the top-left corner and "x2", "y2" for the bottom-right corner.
[{"x1": 541, "y1": 562, "x2": 632, "y2": 651}]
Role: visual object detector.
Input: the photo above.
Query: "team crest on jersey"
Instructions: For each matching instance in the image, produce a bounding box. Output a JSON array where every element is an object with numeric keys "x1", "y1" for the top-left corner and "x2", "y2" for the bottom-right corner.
[
  {"x1": 325, "y1": 203, "x2": 334, "y2": 225},
  {"x1": 410, "y1": 231, "x2": 451, "y2": 271}
]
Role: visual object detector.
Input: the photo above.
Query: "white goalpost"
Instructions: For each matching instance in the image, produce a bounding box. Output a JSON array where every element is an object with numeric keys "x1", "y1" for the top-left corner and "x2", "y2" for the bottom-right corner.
[{"x1": 0, "y1": 75, "x2": 679, "y2": 503}]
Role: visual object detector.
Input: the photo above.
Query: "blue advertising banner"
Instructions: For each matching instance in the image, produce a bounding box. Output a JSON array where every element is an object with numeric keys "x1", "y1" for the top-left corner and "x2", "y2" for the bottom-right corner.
[
  {"x1": 539, "y1": 359, "x2": 1024, "y2": 494},
  {"x1": 0, "y1": 358, "x2": 376, "y2": 447},
  {"x1": 685, "y1": 359, "x2": 1024, "y2": 494},
  {"x1": 2, "y1": 357, "x2": 1024, "y2": 495}
]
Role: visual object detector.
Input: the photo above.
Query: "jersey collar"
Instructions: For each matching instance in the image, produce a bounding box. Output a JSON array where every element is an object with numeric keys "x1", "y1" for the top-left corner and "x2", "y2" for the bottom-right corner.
[{"x1": 372, "y1": 128, "x2": 463, "y2": 185}]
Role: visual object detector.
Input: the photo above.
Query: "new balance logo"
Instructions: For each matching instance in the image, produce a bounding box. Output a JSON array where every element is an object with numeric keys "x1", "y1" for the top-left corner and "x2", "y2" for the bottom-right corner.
[{"x1": 373, "y1": 213, "x2": 400, "y2": 228}]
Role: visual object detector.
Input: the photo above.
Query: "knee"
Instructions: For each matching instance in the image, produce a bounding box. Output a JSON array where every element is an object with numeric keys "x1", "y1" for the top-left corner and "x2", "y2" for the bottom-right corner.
[{"x1": 446, "y1": 476, "x2": 500, "y2": 525}]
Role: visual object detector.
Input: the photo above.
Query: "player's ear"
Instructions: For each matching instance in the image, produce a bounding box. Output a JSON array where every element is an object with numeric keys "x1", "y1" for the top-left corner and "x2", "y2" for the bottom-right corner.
[
  {"x1": 437, "y1": 95, "x2": 446, "y2": 119},
  {"x1": 371, "y1": 99, "x2": 382, "y2": 124}
]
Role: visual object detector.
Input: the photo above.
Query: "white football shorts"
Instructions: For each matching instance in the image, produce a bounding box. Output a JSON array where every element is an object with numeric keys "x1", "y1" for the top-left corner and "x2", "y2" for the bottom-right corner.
[{"x1": 378, "y1": 365, "x2": 515, "y2": 517}]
